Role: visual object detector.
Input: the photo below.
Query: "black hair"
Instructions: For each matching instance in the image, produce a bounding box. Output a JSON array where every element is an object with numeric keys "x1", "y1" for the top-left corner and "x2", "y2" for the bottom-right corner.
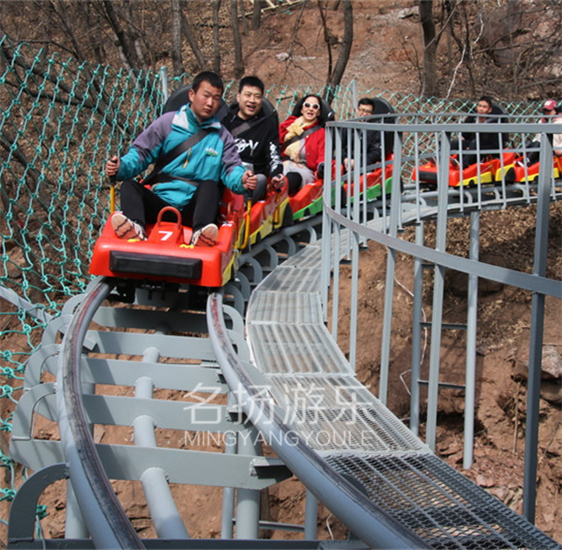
[
  {"x1": 300, "y1": 94, "x2": 323, "y2": 116},
  {"x1": 358, "y1": 98, "x2": 376, "y2": 111},
  {"x1": 290, "y1": 94, "x2": 335, "y2": 126},
  {"x1": 478, "y1": 95, "x2": 494, "y2": 109},
  {"x1": 239, "y1": 75, "x2": 265, "y2": 94},
  {"x1": 192, "y1": 71, "x2": 224, "y2": 94}
]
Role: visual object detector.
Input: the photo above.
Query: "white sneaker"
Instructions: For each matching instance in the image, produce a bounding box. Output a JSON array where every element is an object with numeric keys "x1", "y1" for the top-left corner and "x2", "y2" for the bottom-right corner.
[
  {"x1": 191, "y1": 223, "x2": 218, "y2": 247},
  {"x1": 111, "y1": 213, "x2": 147, "y2": 241}
]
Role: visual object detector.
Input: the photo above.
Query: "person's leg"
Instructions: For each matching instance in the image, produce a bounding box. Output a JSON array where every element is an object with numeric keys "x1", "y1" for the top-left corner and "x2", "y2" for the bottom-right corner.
[
  {"x1": 251, "y1": 174, "x2": 268, "y2": 202},
  {"x1": 285, "y1": 172, "x2": 302, "y2": 195},
  {"x1": 525, "y1": 140, "x2": 540, "y2": 165},
  {"x1": 180, "y1": 180, "x2": 221, "y2": 246},
  {"x1": 461, "y1": 139, "x2": 477, "y2": 168},
  {"x1": 180, "y1": 180, "x2": 221, "y2": 231},
  {"x1": 119, "y1": 179, "x2": 170, "y2": 228},
  {"x1": 113, "y1": 180, "x2": 172, "y2": 240}
]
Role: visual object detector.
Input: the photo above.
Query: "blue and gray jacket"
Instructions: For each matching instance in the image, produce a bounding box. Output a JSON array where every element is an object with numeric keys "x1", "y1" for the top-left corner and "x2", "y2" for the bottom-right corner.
[{"x1": 116, "y1": 104, "x2": 246, "y2": 209}]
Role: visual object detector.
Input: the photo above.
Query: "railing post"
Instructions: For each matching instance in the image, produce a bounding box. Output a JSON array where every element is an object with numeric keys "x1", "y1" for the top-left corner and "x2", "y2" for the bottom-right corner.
[
  {"x1": 425, "y1": 130, "x2": 451, "y2": 451},
  {"x1": 463, "y1": 210, "x2": 480, "y2": 468},
  {"x1": 522, "y1": 134, "x2": 552, "y2": 523},
  {"x1": 160, "y1": 66, "x2": 169, "y2": 103},
  {"x1": 410, "y1": 222, "x2": 425, "y2": 436}
]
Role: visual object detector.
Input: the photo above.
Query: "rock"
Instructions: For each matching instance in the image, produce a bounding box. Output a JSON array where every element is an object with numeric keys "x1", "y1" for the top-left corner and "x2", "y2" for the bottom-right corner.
[
  {"x1": 540, "y1": 381, "x2": 562, "y2": 406},
  {"x1": 510, "y1": 346, "x2": 562, "y2": 385},
  {"x1": 541, "y1": 346, "x2": 562, "y2": 380},
  {"x1": 397, "y1": 7, "x2": 417, "y2": 19},
  {"x1": 476, "y1": 474, "x2": 495, "y2": 487}
]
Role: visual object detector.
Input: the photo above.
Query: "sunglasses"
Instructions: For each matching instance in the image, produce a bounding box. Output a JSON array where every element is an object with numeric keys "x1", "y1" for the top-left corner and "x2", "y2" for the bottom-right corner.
[{"x1": 303, "y1": 102, "x2": 320, "y2": 110}]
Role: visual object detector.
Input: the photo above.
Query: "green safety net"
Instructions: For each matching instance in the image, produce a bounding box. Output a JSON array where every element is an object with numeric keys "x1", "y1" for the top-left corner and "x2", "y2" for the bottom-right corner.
[{"x1": 0, "y1": 35, "x2": 545, "y2": 520}]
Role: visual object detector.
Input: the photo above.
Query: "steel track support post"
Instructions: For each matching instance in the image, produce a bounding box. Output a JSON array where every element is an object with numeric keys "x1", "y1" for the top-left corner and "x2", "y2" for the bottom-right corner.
[
  {"x1": 379, "y1": 130, "x2": 404, "y2": 404},
  {"x1": 522, "y1": 137, "x2": 552, "y2": 523},
  {"x1": 221, "y1": 398, "x2": 237, "y2": 539},
  {"x1": 304, "y1": 490, "x2": 318, "y2": 539},
  {"x1": 321, "y1": 125, "x2": 336, "y2": 324},
  {"x1": 350, "y1": 79, "x2": 357, "y2": 111},
  {"x1": 463, "y1": 210, "x2": 480, "y2": 469},
  {"x1": 379, "y1": 247, "x2": 396, "y2": 406},
  {"x1": 349, "y1": 229, "x2": 360, "y2": 371},
  {"x1": 235, "y1": 425, "x2": 262, "y2": 539},
  {"x1": 360, "y1": 128, "x2": 368, "y2": 244},
  {"x1": 348, "y1": 130, "x2": 362, "y2": 371},
  {"x1": 327, "y1": 126, "x2": 343, "y2": 338},
  {"x1": 410, "y1": 222, "x2": 425, "y2": 436},
  {"x1": 65, "y1": 485, "x2": 88, "y2": 539},
  {"x1": 134, "y1": 344, "x2": 190, "y2": 540},
  {"x1": 426, "y1": 131, "x2": 451, "y2": 451}
]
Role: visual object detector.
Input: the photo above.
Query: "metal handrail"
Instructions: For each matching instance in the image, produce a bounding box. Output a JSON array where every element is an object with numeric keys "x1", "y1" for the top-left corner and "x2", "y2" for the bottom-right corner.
[
  {"x1": 207, "y1": 292, "x2": 428, "y2": 549},
  {"x1": 56, "y1": 277, "x2": 145, "y2": 549}
]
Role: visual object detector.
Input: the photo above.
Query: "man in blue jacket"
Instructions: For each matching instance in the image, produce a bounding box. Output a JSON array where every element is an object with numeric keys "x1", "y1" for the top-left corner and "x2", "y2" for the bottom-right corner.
[{"x1": 105, "y1": 71, "x2": 256, "y2": 246}]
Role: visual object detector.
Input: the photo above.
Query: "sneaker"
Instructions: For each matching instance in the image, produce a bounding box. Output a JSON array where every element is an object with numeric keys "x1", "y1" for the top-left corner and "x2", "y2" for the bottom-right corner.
[
  {"x1": 111, "y1": 213, "x2": 147, "y2": 241},
  {"x1": 191, "y1": 223, "x2": 218, "y2": 247}
]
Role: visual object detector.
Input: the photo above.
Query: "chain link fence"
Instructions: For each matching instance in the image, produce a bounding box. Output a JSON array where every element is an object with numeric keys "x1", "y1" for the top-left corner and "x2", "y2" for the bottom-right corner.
[{"x1": 0, "y1": 35, "x2": 552, "y2": 525}]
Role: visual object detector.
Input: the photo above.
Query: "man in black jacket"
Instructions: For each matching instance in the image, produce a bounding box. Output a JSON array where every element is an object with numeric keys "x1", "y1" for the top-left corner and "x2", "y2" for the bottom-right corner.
[
  {"x1": 222, "y1": 76, "x2": 284, "y2": 202},
  {"x1": 343, "y1": 98, "x2": 387, "y2": 171},
  {"x1": 457, "y1": 95, "x2": 502, "y2": 167}
]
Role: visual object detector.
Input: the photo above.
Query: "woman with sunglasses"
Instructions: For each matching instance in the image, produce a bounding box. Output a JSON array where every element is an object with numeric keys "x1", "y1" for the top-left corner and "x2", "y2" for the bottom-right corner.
[
  {"x1": 524, "y1": 99, "x2": 562, "y2": 164},
  {"x1": 279, "y1": 94, "x2": 327, "y2": 195}
]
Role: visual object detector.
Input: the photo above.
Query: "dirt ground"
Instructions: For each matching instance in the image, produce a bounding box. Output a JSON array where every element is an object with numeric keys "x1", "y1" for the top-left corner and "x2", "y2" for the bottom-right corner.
[
  {"x1": 239, "y1": 0, "x2": 421, "y2": 96},
  {"x1": 4, "y1": 203, "x2": 558, "y2": 546},
  {"x1": 333, "y1": 203, "x2": 562, "y2": 544},
  {"x1": 1, "y1": 0, "x2": 561, "y2": 546}
]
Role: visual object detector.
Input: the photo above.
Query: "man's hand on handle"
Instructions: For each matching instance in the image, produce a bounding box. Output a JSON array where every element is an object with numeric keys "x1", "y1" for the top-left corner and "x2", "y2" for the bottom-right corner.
[
  {"x1": 105, "y1": 156, "x2": 120, "y2": 178},
  {"x1": 271, "y1": 174, "x2": 285, "y2": 191},
  {"x1": 242, "y1": 170, "x2": 257, "y2": 191}
]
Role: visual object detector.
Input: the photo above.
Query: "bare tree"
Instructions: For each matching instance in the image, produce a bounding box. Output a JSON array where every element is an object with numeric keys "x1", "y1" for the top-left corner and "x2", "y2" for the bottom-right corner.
[
  {"x1": 2, "y1": 0, "x2": 561, "y2": 99},
  {"x1": 121, "y1": 0, "x2": 147, "y2": 68},
  {"x1": 251, "y1": 0, "x2": 265, "y2": 30},
  {"x1": 180, "y1": 5, "x2": 208, "y2": 71},
  {"x1": 212, "y1": 0, "x2": 222, "y2": 74},
  {"x1": 171, "y1": 0, "x2": 184, "y2": 77},
  {"x1": 419, "y1": 0, "x2": 438, "y2": 96},
  {"x1": 239, "y1": 0, "x2": 248, "y2": 35},
  {"x1": 83, "y1": 1, "x2": 105, "y2": 66},
  {"x1": 101, "y1": 0, "x2": 142, "y2": 70},
  {"x1": 319, "y1": 0, "x2": 353, "y2": 104},
  {"x1": 230, "y1": 0, "x2": 244, "y2": 79},
  {"x1": 449, "y1": 1, "x2": 478, "y2": 97}
]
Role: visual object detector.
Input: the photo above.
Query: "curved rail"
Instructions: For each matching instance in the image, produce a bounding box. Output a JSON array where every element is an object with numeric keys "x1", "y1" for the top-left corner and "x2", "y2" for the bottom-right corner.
[
  {"x1": 207, "y1": 292, "x2": 427, "y2": 549},
  {"x1": 8, "y1": 164, "x2": 562, "y2": 548},
  {"x1": 9, "y1": 221, "x2": 325, "y2": 547},
  {"x1": 10, "y1": 179, "x2": 561, "y2": 548},
  {"x1": 56, "y1": 277, "x2": 145, "y2": 549}
]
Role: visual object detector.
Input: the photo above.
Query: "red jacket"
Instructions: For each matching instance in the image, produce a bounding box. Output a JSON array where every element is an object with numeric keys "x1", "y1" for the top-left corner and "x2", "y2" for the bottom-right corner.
[{"x1": 279, "y1": 115, "x2": 325, "y2": 172}]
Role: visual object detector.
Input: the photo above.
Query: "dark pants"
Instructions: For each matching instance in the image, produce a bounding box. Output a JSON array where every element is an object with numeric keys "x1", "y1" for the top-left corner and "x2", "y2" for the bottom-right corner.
[
  {"x1": 524, "y1": 139, "x2": 540, "y2": 165},
  {"x1": 120, "y1": 179, "x2": 220, "y2": 232}
]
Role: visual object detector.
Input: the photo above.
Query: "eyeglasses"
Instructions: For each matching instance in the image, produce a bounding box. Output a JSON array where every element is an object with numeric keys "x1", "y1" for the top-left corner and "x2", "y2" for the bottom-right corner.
[{"x1": 303, "y1": 102, "x2": 320, "y2": 110}]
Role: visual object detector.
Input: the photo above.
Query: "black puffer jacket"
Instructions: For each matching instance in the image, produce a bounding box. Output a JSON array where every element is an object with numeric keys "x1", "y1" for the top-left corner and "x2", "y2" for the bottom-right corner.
[{"x1": 222, "y1": 100, "x2": 283, "y2": 179}]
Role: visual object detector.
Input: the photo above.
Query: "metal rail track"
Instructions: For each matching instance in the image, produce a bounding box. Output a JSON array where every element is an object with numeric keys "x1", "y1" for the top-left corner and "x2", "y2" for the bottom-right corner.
[{"x1": 8, "y1": 182, "x2": 562, "y2": 549}]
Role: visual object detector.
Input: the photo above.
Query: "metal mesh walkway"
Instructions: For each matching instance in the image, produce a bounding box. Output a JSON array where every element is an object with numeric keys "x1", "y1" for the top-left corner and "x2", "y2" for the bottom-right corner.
[{"x1": 245, "y1": 238, "x2": 560, "y2": 549}]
